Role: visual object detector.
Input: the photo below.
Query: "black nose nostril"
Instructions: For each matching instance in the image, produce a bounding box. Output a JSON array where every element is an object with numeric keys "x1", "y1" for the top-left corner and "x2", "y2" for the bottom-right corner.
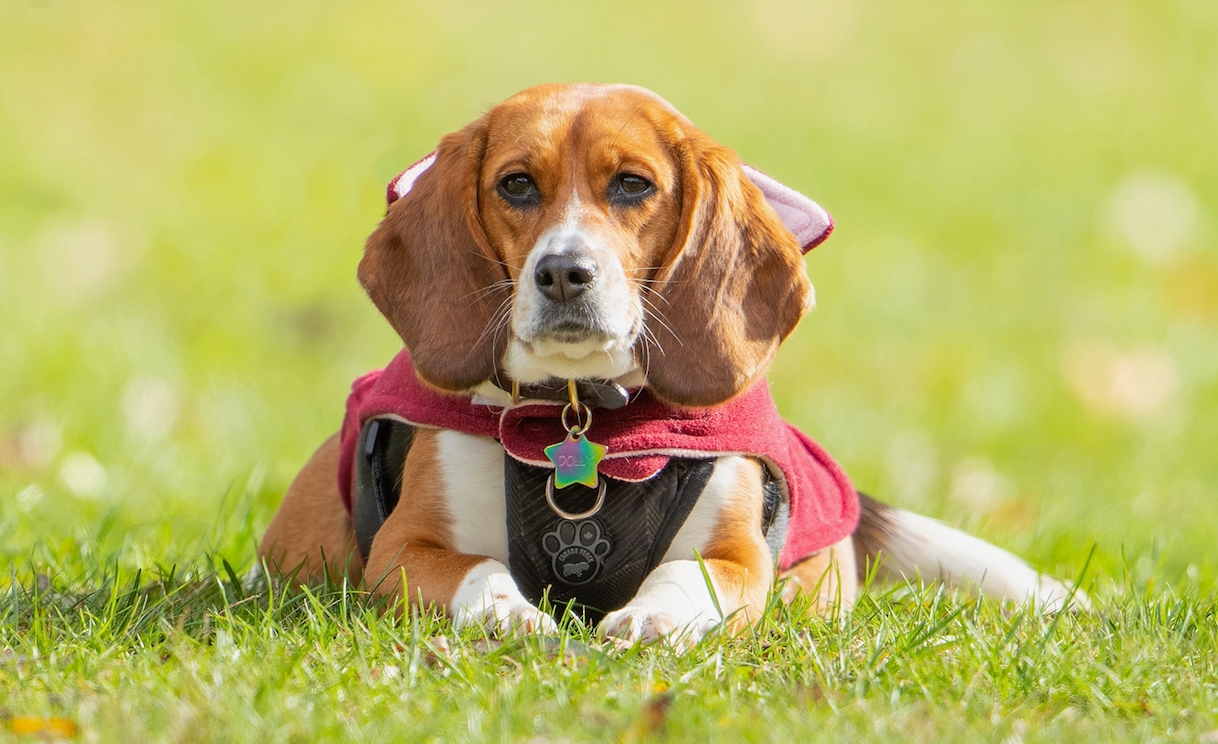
[{"x1": 534, "y1": 252, "x2": 597, "y2": 303}]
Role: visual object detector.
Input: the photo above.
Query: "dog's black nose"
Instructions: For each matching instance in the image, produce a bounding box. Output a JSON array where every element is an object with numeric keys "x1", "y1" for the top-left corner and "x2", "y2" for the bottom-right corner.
[{"x1": 534, "y1": 252, "x2": 597, "y2": 303}]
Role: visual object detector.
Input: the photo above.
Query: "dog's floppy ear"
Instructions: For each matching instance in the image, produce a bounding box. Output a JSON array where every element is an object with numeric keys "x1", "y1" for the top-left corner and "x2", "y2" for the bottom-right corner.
[
  {"x1": 358, "y1": 122, "x2": 510, "y2": 391},
  {"x1": 645, "y1": 132, "x2": 813, "y2": 407}
]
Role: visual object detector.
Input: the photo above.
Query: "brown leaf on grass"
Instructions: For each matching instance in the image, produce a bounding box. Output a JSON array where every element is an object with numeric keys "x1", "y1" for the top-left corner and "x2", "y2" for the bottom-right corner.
[
  {"x1": 422, "y1": 635, "x2": 451, "y2": 667},
  {"x1": 367, "y1": 665, "x2": 400, "y2": 681},
  {"x1": 619, "y1": 691, "x2": 673, "y2": 743},
  {"x1": 7, "y1": 716, "x2": 78, "y2": 738},
  {"x1": 796, "y1": 682, "x2": 825, "y2": 706},
  {"x1": 469, "y1": 638, "x2": 504, "y2": 655},
  {"x1": 1198, "y1": 731, "x2": 1218, "y2": 744}
]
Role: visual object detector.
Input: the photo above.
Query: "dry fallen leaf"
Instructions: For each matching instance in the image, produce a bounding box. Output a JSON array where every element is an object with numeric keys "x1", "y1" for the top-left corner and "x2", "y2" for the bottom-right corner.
[
  {"x1": 367, "y1": 665, "x2": 400, "y2": 681},
  {"x1": 469, "y1": 638, "x2": 504, "y2": 655},
  {"x1": 422, "y1": 635, "x2": 452, "y2": 667},
  {"x1": 8, "y1": 716, "x2": 78, "y2": 738},
  {"x1": 796, "y1": 682, "x2": 824, "y2": 705},
  {"x1": 619, "y1": 691, "x2": 673, "y2": 743}
]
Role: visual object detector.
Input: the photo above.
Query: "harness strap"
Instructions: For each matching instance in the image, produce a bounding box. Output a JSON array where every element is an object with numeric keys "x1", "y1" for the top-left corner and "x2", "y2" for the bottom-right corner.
[
  {"x1": 353, "y1": 418, "x2": 416, "y2": 561},
  {"x1": 760, "y1": 467, "x2": 791, "y2": 558}
]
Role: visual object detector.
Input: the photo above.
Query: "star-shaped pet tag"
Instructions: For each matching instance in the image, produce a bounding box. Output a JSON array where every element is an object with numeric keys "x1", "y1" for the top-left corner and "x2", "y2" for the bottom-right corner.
[{"x1": 543, "y1": 426, "x2": 606, "y2": 489}]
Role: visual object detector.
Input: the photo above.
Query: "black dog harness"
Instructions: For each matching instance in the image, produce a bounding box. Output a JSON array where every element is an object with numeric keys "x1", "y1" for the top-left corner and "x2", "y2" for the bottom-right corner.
[{"x1": 352, "y1": 417, "x2": 789, "y2": 621}]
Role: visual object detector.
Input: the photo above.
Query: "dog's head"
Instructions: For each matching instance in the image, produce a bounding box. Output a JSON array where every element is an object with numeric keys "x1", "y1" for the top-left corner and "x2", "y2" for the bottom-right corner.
[{"x1": 359, "y1": 83, "x2": 822, "y2": 407}]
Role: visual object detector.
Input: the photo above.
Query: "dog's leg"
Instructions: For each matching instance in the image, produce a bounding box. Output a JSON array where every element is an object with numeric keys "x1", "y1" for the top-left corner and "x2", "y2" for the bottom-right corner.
[
  {"x1": 364, "y1": 429, "x2": 556, "y2": 634},
  {"x1": 777, "y1": 535, "x2": 858, "y2": 614},
  {"x1": 853, "y1": 493, "x2": 1089, "y2": 611},
  {"x1": 598, "y1": 457, "x2": 773, "y2": 645},
  {"x1": 257, "y1": 433, "x2": 363, "y2": 585}
]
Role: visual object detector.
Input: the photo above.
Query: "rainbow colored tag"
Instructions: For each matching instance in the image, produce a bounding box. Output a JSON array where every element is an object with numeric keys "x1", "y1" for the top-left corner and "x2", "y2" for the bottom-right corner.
[{"x1": 544, "y1": 426, "x2": 606, "y2": 489}]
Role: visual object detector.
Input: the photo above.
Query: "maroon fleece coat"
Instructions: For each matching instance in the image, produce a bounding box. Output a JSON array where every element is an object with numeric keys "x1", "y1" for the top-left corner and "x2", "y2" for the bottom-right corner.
[{"x1": 337, "y1": 351, "x2": 859, "y2": 570}]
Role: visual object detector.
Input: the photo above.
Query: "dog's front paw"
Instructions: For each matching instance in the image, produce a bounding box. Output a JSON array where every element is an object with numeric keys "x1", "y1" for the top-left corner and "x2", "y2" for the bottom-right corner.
[
  {"x1": 599, "y1": 606, "x2": 716, "y2": 647},
  {"x1": 451, "y1": 560, "x2": 557, "y2": 635},
  {"x1": 454, "y1": 597, "x2": 557, "y2": 635},
  {"x1": 597, "y1": 561, "x2": 723, "y2": 648}
]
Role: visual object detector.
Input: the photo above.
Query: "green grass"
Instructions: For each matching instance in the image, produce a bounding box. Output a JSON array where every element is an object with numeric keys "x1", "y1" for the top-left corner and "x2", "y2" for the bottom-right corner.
[
  {"x1": 2, "y1": 0, "x2": 1216, "y2": 740},
  {"x1": 2, "y1": 567, "x2": 1216, "y2": 742}
]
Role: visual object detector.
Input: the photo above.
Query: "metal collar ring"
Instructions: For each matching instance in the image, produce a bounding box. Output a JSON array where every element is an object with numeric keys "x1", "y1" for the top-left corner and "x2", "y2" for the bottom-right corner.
[
  {"x1": 560, "y1": 402, "x2": 592, "y2": 433},
  {"x1": 544, "y1": 474, "x2": 606, "y2": 521}
]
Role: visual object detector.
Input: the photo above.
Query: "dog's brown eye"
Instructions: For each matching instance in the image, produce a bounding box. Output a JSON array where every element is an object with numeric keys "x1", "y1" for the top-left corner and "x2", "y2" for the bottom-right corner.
[
  {"x1": 619, "y1": 175, "x2": 651, "y2": 194},
  {"x1": 610, "y1": 173, "x2": 654, "y2": 203},
  {"x1": 499, "y1": 173, "x2": 536, "y2": 199}
]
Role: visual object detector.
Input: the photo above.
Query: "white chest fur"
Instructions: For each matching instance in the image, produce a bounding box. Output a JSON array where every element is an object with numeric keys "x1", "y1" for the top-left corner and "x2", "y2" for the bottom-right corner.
[{"x1": 435, "y1": 430, "x2": 510, "y2": 561}]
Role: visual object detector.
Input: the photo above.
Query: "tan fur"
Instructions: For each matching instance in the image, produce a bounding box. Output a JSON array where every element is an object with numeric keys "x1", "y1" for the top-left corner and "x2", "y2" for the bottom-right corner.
[
  {"x1": 700, "y1": 458, "x2": 776, "y2": 630},
  {"x1": 363, "y1": 429, "x2": 488, "y2": 611},
  {"x1": 257, "y1": 434, "x2": 362, "y2": 584}
]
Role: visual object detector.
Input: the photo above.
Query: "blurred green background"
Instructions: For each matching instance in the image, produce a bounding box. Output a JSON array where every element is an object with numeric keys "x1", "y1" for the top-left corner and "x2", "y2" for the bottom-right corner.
[{"x1": 1, "y1": 0, "x2": 1214, "y2": 589}]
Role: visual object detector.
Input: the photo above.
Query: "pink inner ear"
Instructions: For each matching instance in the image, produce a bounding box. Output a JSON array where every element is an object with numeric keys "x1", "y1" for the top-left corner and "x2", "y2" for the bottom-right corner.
[
  {"x1": 387, "y1": 151, "x2": 833, "y2": 254},
  {"x1": 739, "y1": 165, "x2": 834, "y2": 253},
  {"x1": 386, "y1": 152, "x2": 437, "y2": 207}
]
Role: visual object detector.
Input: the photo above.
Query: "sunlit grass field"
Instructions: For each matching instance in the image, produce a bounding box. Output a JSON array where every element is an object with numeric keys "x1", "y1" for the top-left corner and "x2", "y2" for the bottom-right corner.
[{"x1": 2, "y1": 1, "x2": 1216, "y2": 741}]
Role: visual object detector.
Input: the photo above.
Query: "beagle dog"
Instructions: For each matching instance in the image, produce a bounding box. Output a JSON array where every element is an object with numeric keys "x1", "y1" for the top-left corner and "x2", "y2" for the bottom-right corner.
[{"x1": 258, "y1": 83, "x2": 1085, "y2": 644}]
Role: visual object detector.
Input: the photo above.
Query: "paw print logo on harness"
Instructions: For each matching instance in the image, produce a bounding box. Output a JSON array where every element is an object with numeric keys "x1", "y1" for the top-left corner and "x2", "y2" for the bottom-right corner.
[{"x1": 542, "y1": 519, "x2": 612, "y2": 585}]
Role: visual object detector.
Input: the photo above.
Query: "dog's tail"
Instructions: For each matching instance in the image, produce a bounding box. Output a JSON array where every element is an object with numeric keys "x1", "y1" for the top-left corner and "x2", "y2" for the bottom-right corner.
[{"x1": 852, "y1": 493, "x2": 1090, "y2": 611}]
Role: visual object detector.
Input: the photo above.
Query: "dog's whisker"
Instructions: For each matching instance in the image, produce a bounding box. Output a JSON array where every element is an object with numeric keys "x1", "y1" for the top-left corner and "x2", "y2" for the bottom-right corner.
[
  {"x1": 632, "y1": 279, "x2": 680, "y2": 308},
  {"x1": 464, "y1": 247, "x2": 512, "y2": 270},
  {"x1": 460, "y1": 279, "x2": 517, "y2": 304},
  {"x1": 641, "y1": 310, "x2": 677, "y2": 346},
  {"x1": 642, "y1": 317, "x2": 666, "y2": 353},
  {"x1": 636, "y1": 276, "x2": 682, "y2": 293},
  {"x1": 639, "y1": 294, "x2": 680, "y2": 346},
  {"x1": 488, "y1": 309, "x2": 513, "y2": 363},
  {"x1": 640, "y1": 332, "x2": 655, "y2": 383},
  {"x1": 458, "y1": 284, "x2": 513, "y2": 320},
  {"x1": 640, "y1": 325, "x2": 664, "y2": 357},
  {"x1": 467, "y1": 294, "x2": 515, "y2": 359}
]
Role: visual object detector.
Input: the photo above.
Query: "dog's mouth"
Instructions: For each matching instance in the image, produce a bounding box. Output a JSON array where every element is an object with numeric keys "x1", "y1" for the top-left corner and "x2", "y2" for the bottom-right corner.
[
  {"x1": 522, "y1": 309, "x2": 645, "y2": 354},
  {"x1": 506, "y1": 316, "x2": 643, "y2": 384},
  {"x1": 534, "y1": 319, "x2": 609, "y2": 344}
]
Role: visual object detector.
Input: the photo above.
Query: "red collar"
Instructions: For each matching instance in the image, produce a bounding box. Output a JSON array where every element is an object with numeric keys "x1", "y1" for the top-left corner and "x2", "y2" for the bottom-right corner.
[{"x1": 337, "y1": 350, "x2": 859, "y2": 569}]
